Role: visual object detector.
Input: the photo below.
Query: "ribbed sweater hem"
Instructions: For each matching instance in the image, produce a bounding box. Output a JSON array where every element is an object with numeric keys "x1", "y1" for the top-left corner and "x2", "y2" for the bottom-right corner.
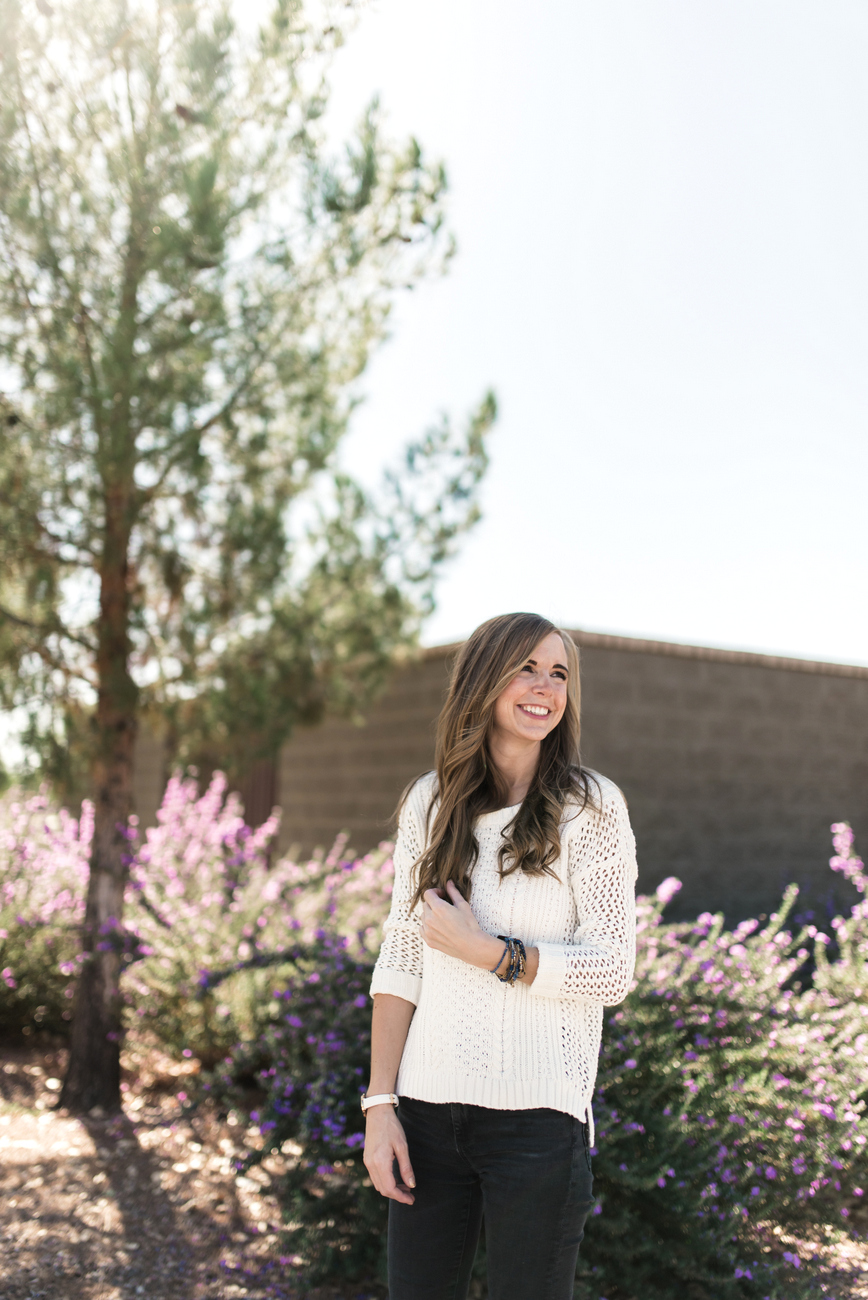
[{"x1": 396, "y1": 1066, "x2": 595, "y2": 1145}]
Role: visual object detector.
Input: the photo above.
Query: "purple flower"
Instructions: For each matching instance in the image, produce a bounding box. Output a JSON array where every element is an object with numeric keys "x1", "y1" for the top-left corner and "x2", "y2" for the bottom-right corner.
[{"x1": 655, "y1": 877, "x2": 682, "y2": 905}]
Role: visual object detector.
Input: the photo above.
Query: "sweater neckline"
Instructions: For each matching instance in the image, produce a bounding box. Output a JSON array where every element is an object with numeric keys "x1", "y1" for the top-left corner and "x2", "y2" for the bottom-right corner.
[{"x1": 475, "y1": 802, "x2": 521, "y2": 828}]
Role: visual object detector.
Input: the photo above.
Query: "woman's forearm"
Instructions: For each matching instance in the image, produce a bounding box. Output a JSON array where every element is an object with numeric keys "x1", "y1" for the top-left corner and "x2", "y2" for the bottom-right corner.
[
  {"x1": 365, "y1": 993, "x2": 418, "y2": 1204},
  {"x1": 369, "y1": 992, "x2": 416, "y2": 1093}
]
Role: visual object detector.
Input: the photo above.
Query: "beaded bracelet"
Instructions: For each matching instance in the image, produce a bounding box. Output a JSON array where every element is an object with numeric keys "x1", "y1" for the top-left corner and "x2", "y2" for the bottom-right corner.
[
  {"x1": 489, "y1": 942, "x2": 510, "y2": 977},
  {"x1": 491, "y1": 935, "x2": 527, "y2": 986}
]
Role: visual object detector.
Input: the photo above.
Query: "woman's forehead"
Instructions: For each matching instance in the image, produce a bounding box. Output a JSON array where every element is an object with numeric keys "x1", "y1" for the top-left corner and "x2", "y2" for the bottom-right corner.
[{"x1": 526, "y1": 632, "x2": 568, "y2": 667}]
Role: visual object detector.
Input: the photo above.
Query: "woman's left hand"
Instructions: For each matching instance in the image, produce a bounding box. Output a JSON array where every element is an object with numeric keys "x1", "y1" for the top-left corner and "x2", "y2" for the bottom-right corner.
[{"x1": 421, "y1": 880, "x2": 498, "y2": 967}]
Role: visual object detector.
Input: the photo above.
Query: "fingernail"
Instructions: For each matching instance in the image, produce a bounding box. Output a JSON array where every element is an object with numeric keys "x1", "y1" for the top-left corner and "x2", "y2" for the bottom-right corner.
[{"x1": 408, "y1": 1178, "x2": 416, "y2": 1188}]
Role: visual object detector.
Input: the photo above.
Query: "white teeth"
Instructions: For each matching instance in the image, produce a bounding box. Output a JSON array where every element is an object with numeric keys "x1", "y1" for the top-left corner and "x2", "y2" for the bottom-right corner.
[{"x1": 521, "y1": 705, "x2": 549, "y2": 716}]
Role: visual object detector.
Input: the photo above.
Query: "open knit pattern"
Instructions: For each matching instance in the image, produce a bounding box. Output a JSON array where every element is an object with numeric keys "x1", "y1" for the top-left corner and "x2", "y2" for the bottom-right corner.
[{"x1": 370, "y1": 770, "x2": 638, "y2": 1140}]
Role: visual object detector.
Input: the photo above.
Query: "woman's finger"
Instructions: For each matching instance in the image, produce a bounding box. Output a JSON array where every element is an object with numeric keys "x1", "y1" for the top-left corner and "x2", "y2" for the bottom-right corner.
[
  {"x1": 445, "y1": 880, "x2": 470, "y2": 908},
  {"x1": 374, "y1": 1155, "x2": 415, "y2": 1204},
  {"x1": 395, "y1": 1142, "x2": 416, "y2": 1192}
]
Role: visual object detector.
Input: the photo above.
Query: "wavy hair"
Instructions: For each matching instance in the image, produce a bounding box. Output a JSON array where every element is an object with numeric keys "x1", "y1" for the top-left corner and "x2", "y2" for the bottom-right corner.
[{"x1": 406, "y1": 612, "x2": 598, "y2": 906}]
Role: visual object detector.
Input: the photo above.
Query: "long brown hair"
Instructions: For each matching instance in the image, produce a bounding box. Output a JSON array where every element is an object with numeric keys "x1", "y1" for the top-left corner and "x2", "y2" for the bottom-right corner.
[{"x1": 406, "y1": 612, "x2": 597, "y2": 906}]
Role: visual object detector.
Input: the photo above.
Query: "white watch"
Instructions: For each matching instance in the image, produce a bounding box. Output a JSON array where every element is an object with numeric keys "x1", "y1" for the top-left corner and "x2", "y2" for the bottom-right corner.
[{"x1": 361, "y1": 1092, "x2": 399, "y2": 1113}]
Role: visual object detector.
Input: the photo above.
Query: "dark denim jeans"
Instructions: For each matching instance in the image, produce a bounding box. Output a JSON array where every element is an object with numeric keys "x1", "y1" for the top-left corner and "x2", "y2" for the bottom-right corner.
[{"x1": 387, "y1": 1097, "x2": 595, "y2": 1300}]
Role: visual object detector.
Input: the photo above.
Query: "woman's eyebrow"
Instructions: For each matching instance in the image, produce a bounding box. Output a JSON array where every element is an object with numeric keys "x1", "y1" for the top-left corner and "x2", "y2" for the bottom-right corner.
[{"x1": 524, "y1": 658, "x2": 569, "y2": 673}]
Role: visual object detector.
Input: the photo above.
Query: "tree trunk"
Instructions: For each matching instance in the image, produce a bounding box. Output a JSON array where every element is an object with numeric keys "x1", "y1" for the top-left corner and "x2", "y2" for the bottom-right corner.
[{"x1": 60, "y1": 494, "x2": 137, "y2": 1114}]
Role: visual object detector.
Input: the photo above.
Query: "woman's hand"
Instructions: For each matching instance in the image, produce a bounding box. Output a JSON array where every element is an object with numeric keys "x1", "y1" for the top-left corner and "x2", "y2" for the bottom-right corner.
[
  {"x1": 421, "y1": 881, "x2": 503, "y2": 968},
  {"x1": 363, "y1": 1105, "x2": 416, "y2": 1205},
  {"x1": 420, "y1": 881, "x2": 540, "y2": 983}
]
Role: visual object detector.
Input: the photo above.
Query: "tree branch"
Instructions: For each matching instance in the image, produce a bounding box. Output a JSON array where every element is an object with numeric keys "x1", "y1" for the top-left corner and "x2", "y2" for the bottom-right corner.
[
  {"x1": 137, "y1": 361, "x2": 264, "y2": 505},
  {"x1": 0, "y1": 604, "x2": 95, "y2": 653}
]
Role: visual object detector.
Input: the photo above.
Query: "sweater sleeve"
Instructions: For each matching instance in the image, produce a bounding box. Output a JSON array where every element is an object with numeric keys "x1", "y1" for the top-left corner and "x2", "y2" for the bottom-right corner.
[
  {"x1": 529, "y1": 780, "x2": 638, "y2": 1006},
  {"x1": 369, "y1": 776, "x2": 432, "y2": 1005}
]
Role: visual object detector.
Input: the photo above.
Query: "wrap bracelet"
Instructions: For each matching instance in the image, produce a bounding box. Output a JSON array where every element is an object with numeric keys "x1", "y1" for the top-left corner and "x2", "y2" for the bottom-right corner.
[{"x1": 491, "y1": 935, "x2": 527, "y2": 986}]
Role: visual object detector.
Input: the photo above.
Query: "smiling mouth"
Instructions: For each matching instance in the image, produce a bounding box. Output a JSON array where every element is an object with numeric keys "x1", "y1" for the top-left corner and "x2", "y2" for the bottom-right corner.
[{"x1": 518, "y1": 704, "x2": 550, "y2": 717}]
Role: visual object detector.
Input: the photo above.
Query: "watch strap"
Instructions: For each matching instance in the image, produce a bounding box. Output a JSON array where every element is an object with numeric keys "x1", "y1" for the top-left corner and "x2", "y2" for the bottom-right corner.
[{"x1": 361, "y1": 1091, "x2": 399, "y2": 1113}]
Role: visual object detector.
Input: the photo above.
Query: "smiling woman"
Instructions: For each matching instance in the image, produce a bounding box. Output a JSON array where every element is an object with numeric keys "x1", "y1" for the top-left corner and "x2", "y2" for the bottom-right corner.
[{"x1": 361, "y1": 612, "x2": 639, "y2": 1300}]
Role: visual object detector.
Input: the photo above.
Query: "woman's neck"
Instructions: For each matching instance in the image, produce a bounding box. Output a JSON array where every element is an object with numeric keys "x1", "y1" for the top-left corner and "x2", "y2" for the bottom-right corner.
[{"x1": 488, "y1": 735, "x2": 541, "y2": 806}]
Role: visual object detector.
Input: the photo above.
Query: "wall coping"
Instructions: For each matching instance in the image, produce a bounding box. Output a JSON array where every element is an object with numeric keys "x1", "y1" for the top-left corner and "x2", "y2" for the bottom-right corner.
[{"x1": 421, "y1": 631, "x2": 868, "y2": 680}]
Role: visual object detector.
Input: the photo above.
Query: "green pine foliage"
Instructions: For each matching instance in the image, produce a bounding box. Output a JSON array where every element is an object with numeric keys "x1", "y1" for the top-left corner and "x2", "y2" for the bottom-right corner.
[
  {"x1": 0, "y1": 0, "x2": 494, "y2": 1107},
  {"x1": 0, "y1": 0, "x2": 495, "y2": 796}
]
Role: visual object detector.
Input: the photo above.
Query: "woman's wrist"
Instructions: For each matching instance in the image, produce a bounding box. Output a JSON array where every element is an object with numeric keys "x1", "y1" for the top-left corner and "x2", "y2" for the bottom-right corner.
[
  {"x1": 466, "y1": 931, "x2": 512, "y2": 971},
  {"x1": 367, "y1": 1077, "x2": 398, "y2": 1097},
  {"x1": 473, "y1": 933, "x2": 540, "y2": 986}
]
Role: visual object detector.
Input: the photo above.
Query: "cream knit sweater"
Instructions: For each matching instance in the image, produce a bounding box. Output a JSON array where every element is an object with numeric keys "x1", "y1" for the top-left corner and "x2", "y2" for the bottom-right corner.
[{"x1": 370, "y1": 770, "x2": 638, "y2": 1139}]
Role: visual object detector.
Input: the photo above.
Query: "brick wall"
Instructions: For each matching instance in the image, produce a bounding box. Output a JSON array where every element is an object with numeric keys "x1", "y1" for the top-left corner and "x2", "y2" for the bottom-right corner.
[{"x1": 276, "y1": 633, "x2": 868, "y2": 922}]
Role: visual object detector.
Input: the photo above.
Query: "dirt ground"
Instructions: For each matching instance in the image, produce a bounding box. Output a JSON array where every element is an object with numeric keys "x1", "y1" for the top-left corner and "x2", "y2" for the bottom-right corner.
[
  {"x1": 0, "y1": 1044, "x2": 375, "y2": 1300},
  {"x1": 0, "y1": 1043, "x2": 866, "y2": 1300}
]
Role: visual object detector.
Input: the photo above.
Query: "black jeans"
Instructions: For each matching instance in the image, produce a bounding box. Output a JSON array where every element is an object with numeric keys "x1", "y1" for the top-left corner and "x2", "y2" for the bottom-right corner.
[{"x1": 388, "y1": 1098, "x2": 595, "y2": 1300}]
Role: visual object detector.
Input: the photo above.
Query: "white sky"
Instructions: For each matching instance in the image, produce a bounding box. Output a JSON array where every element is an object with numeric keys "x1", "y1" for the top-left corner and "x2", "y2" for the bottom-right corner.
[{"x1": 325, "y1": 0, "x2": 868, "y2": 663}]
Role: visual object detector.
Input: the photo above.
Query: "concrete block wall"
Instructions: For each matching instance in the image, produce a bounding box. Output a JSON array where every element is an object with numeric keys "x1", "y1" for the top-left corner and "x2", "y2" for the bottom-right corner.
[
  {"x1": 576, "y1": 636, "x2": 868, "y2": 920},
  {"x1": 132, "y1": 721, "x2": 167, "y2": 833},
  {"x1": 276, "y1": 649, "x2": 452, "y2": 856},
  {"x1": 277, "y1": 632, "x2": 868, "y2": 923}
]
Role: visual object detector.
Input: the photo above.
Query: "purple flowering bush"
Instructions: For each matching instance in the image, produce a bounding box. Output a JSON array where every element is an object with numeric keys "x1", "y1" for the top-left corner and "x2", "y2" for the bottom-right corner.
[
  {"x1": 0, "y1": 771, "x2": 394, "y2": 1060},
  {"x1": 125, "y1": 772, "x2": 395, "y2": 1064},
  {"x1": 124, "y1": 771, "x2": 282, "y2": 1062},
  {"x1": 209, "y1": 831, "x2": 868, "y2": 1297},
  {"x1": 0, "y1": 790, "x2": 90, "y2": 1036},
  {"x1": 579, "y1": 848, "x2": 868, "y2": 1299},
  {"x1": 208, "y1": 935, "x2": 380, "y2": 1285}
]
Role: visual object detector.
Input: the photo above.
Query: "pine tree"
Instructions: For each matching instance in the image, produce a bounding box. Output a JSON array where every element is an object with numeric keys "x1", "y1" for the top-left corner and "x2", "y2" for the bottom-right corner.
[{"x1": 0, "y1": 0, "x2": 494, "y2": 1111}]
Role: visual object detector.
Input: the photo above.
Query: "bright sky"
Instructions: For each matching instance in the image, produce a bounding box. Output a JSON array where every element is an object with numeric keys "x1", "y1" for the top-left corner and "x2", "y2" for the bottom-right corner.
[{"x1": 326, "y1": 0, "x2": 868, "y2": 663}]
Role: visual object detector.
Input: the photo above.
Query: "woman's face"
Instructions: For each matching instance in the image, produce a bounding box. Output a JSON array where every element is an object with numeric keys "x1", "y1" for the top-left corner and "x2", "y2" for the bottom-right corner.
[{"x1": 490, "y1": 632, "x2": 570, "y2": 749}]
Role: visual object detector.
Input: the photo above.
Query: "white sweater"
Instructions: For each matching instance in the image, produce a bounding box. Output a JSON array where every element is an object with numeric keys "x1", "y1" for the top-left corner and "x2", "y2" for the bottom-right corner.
[{"x1": 370, "y1": 770, "x2": 638, "y2": 1140}]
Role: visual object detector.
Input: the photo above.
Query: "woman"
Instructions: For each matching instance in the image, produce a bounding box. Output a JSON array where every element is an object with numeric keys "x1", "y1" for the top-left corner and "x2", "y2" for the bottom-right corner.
[{"x1": 363, "y1": 612, "x2": 637, "y2": 1300}]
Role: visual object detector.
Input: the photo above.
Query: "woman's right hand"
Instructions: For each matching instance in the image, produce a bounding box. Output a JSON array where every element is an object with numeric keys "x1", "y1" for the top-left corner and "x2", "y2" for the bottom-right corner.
[{"x1": 363, "y1": 1105, "x2": 416, "y2": 1205}]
